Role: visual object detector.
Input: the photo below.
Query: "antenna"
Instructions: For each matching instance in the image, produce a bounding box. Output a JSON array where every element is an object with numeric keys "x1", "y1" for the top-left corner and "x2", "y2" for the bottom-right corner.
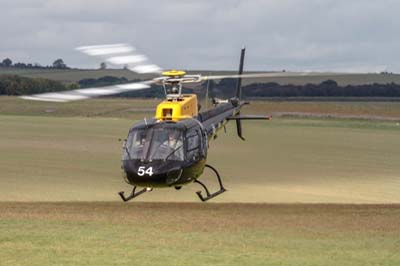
[{"x1": 205, "y1": 73, "x2": 210, "y2": 110}]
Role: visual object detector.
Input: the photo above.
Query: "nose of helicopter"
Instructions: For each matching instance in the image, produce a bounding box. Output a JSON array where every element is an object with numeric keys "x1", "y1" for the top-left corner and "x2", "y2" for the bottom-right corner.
[{"x1": 122, "y1": 159, "x2": 183, "y2": 187}]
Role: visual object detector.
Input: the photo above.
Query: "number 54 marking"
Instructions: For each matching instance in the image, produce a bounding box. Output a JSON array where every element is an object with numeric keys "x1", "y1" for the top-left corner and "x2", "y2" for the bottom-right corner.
[{"x1": 138, "y1": 166, "x2": 154, "y2": 176}]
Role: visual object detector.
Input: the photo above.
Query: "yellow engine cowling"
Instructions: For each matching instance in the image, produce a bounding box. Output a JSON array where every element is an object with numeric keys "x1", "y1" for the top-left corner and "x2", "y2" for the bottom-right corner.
[{"x1": 155, "y1": 94, "x2": 198, "y2": 121}]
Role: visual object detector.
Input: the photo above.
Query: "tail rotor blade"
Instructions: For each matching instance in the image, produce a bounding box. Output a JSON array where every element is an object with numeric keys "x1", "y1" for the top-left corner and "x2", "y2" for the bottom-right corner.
[{"x1": 235, "y1": 47, "x2": 245, "y2": 99}]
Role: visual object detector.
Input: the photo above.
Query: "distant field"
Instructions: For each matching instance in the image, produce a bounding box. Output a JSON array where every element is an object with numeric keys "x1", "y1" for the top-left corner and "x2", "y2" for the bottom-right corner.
[
  {"x1": 0, "y1": 68, "x2": 155, "y2": 83},
  {"x1": 2, "y1": 67, "x2": 400, "y2": 85},
  {"x1": 248, "y1": 100, "x2": 400, "y2": 120},
  {"x1": 0, "y1": 202, "x2": 399, "y2": 266},
  {"x1": 0, "y1": 96, "x2": 158, "y2": 119},
  {"x1": 1, "y1": 96, "x2": 400, "y2": 120}
]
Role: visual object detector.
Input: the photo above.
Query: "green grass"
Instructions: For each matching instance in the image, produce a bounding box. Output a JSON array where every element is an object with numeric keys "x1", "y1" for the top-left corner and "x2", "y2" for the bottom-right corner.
[
  {"x1": 1, "y1": 98, "x2": 400, "y2": 265},
  {"x1": 0, "y1": 203, "x2": 399, "y2": 266},
  {"x1": 0, "y1": 96, "x2": 158, "y2": 119},
  {"x1": 247, "y1": 100, "x2": 400, "y2": 119},
  {"x1": 0, "y1": 113, "x2": 399, "y2": 203},
  {"x1": 2, "y1": 96, "x2": 400, "y2": 120}
]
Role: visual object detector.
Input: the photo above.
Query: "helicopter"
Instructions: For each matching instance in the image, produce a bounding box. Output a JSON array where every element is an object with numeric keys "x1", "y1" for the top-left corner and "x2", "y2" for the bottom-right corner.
[{"x1": 21, "y1": 44, "x2": 316, "y2": 201}]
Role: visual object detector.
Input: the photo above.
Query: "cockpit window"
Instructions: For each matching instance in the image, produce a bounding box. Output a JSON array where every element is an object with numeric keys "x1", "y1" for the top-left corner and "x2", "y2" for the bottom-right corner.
[
  {"x1": 123, "y1": 127, "x2": 184, "y2": 161},
  {"x1": 186, "y1": 129, "x2": 200, "y2": 161},
  {"x1": 123, "y1": 129, "x2": 146, "y2": 160}
]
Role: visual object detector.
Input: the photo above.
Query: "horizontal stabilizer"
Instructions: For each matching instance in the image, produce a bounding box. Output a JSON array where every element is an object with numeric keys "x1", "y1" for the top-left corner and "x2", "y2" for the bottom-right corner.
[{"x1": 228, "y1": 114, "x2": 271, "y2": 141}]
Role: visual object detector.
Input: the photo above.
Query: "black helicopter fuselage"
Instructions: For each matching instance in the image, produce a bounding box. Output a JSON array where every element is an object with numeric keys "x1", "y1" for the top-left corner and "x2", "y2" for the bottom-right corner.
[
  {"x1": 121, "y1": 101, "x2": 241, "y2": 188},
  {"x1": 118, "y1": 47, "x2": 270, "y2": 201}
]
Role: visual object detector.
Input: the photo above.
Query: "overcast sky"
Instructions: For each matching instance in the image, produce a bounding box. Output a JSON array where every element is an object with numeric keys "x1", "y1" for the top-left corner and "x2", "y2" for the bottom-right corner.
[{"x1": 1, "y1": 0, "x2": 400, "y2": 72}]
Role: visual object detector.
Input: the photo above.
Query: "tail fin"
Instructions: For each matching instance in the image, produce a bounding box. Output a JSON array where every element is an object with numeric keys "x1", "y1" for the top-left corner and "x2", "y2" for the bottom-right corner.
[
  {"x1": 235, "y1": 47, "x2": 245, "y2": 99},
  {"x1": 231, "y1": 47, "x2": 271, "y2": 141}
]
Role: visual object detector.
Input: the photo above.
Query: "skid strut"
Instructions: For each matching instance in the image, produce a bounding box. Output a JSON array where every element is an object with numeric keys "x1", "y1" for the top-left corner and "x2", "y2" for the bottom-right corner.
[
  {"x1": 194, "y1": 164, "x2": 226, "y2": 202},
  {"x1": 118, "y1": 186, "x2": 152, "y2": 202}
]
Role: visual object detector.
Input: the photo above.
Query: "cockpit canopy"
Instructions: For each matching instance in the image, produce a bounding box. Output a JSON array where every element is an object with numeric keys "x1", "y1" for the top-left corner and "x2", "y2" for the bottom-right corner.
[{"x1": 123, "y1": 120, "x2": 206, "y2": 162}]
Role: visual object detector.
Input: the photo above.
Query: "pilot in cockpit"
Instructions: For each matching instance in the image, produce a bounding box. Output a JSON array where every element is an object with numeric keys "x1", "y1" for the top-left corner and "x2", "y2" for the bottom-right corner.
[{"x1": 161, "y1": 130, "x2": 183, "y2": 160}]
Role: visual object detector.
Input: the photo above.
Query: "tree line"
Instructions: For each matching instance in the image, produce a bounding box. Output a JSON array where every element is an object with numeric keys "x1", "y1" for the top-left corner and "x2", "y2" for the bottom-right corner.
[
  {"x1": 0, "y1": 75, "x2": 129, "y2": 96},
  {"x1": 214, "y1": 79, "x2": 400, "y2": 98},
  {"x1": 0, "y1": 75, "x2": 68, "y2": 95},
  {"x1": 2, "y1": 74, "x2": 400, "y2": 98},
  {"x1": 0, "y1": 58, "x2": 70, "y2": 69}
]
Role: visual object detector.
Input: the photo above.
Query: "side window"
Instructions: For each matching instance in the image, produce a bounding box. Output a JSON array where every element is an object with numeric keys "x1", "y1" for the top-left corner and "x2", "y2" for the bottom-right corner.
[{"x1": 186, "y1": 129, "x2": 200, "y2": 160}]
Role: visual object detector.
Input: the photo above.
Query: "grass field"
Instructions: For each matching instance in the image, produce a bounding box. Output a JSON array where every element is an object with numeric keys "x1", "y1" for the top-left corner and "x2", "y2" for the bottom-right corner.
[
  {"x1": 1, "y1": 202, "x2": 399, "y2": 266},
  {"x1": 1, "y1": 98, "x2": 400, "y2": 265},
  {"x1": 2, "y1": 96, "x2": 400, "y2": 120},
  {"x1": 0, "y1": 111, "x2": 399, "y2": 203}
]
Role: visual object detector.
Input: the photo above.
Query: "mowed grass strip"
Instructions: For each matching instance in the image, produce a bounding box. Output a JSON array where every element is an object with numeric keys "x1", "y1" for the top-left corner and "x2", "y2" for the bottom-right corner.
[
  {"x1": 0, "y1": 114, "x2": 399, "y2": 203},
  {"x1": 0, "y1": 202, "x2": 399, "y2": 266},
  {"x1": 0, "y1": 97, "x2": 158, "y2": 119},
  {"x1": 2, "y1": 96, "x2": 400, "y2": 120},
  {"x1": 246, "y1": 100, "x2": 400, "y2": 119}
]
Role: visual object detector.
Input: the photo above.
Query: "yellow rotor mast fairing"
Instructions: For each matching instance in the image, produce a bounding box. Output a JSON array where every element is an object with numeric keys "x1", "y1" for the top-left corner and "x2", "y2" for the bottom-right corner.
[
  {"x1": 155, "y1": 70, "x2": 199, "y2": 121},
  {"x1": 155, "y1": 94, "x2": 198, "y2": 122}
]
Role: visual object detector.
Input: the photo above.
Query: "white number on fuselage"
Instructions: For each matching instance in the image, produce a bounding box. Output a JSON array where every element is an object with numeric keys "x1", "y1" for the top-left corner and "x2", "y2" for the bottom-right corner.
[{"x1": 138, "y1": 166, "x2": 154, "y2": 176}]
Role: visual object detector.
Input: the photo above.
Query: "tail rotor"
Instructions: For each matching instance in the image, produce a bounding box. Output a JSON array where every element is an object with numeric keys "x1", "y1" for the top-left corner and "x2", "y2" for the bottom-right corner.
[
  {"x1": 235, "y1": 47, "x2": 246, "y2": 100},
  {"x1": 235, "y1": 47, "x2": 246, "y2": 140}
]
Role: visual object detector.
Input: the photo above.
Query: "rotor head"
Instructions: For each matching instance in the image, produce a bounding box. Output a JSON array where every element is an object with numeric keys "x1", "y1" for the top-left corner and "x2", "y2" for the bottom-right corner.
[{"x1": 162, "y1": 70, "x2": 186, "y2": 77}]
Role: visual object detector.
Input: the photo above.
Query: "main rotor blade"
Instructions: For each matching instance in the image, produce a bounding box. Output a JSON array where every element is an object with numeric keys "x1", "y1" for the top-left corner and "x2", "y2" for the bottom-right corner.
[
  {"x1": 76, "y1": 44, "x2": 163, "y2": 74},
  {"x1": 20, "y1": 80, "x2": 154, "y2": 102},
  {"x1": 201, "y1": 72, "x2": 349, "y2": 81},
  {"x1": 76, "y1": 44, "x2": 135, "y2": 56}
]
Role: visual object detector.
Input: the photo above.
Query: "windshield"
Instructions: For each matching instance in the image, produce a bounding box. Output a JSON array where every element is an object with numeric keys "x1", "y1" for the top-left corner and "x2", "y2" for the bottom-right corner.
[{"x1": 123, "y1": 127, "x2": 184, "y2": 161}]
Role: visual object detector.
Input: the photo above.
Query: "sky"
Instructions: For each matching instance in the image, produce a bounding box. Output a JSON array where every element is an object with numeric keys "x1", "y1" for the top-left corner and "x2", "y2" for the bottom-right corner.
[{"x1": 1, "y1": 0, "x2": 400, "y2": 72}]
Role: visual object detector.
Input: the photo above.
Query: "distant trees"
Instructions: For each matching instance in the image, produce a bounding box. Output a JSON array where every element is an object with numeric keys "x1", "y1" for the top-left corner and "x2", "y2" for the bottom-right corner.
[
  {"x1": 14, "y1": 62, "x2": 27, "y2": 68},
  {"x1": 2, "y1": 73, "x2": 400, "y2": 98},
  {"x1": 0, "y1": 75, "x2": 67, "y2": 95},
  {"x1": 52, "y1": 59, "x2": 67, "y2": 69},
  {"x1": 2, "y1": 58, "x2": 12, "y2": 67},
  {"x1": 78, "y1": 76, "x2": 128, "y2": 88},
  {"x1": 204, "y1": 79, "x2": 400, "y2": 98},
  {"x1": 240, "y1": 80, "x2": 400, "y2": 98},
  {"x1": 100, "y1": 62, "x2": 107, "y2": 70},
  {"x1": 0, "y1": 58, "x2": 70, "y2": 69},
  {"x1": 67, "y1": 83, "x2": 79, "y2": 90}
]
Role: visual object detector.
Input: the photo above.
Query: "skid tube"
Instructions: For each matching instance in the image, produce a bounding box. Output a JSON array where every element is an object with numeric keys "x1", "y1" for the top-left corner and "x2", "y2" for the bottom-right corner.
[
  {"x1": 194, "y1": 164, "x2": 226, "y2": 202},
  {"x1": 118, "y1": 186, "x2": 153, "y2": 202}
]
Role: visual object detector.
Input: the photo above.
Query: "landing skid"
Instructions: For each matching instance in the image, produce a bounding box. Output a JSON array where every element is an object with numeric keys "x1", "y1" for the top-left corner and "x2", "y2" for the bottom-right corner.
[
  {"x1": 118, "y1": 186, "x2": 153, "y2": 202},
  {"x1": 194, "y1": 164, "x2": 226, "y2": 202}
]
